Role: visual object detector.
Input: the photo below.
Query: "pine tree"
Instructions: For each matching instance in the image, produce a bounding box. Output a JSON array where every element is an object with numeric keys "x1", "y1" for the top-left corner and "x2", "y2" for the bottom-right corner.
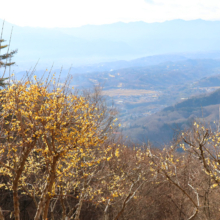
[
  {"x1": 0, "y1": 27, "x2": 17, "y2": 87},
  {"x1": 0, "y1": 39, "x2": 17, "y2": 68}
]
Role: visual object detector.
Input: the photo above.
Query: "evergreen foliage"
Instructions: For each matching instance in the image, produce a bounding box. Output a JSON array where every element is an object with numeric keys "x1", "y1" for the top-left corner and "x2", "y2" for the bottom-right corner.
[{"x1": 0, "y1": 26, "x2": 17, "y2": 87}]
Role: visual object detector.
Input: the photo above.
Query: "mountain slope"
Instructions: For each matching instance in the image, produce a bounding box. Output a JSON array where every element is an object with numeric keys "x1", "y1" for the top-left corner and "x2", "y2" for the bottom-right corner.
[{"x1": 124, "y1": 89, "x2": 220, "y2": 147}]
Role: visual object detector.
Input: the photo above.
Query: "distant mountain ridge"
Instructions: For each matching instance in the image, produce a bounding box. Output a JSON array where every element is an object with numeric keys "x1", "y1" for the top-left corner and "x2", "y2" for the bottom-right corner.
[{"x1": 2, "y1": 19, "x2": 220, "y2": 70}]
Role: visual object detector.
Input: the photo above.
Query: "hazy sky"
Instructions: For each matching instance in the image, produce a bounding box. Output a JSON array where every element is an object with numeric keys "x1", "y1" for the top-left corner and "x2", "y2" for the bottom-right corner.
[{"x1": 1, "y1": 0, "x2": 220, "y2": 28}]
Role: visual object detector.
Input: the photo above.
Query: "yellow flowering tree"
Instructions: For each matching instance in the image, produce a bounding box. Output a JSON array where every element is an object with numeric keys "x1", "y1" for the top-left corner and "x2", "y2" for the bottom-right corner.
[
  {"x1": 181, "y1": 122, "x2": 220, "y2": 188},
  {"x1": 146, "y1": 121, "x2": 220, "y2": 220},
  {"x1": 0, "y1": 77, "x2": 111, "y2": 220}
]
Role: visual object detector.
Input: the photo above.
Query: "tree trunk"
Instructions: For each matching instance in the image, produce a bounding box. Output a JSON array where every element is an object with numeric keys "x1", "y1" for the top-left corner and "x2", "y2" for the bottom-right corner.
[
  {"x1": 34, "y1": 155, "x2": 59, "y2": 220},
  {"x1": 13, "y1": 181, "x2": 20, "y2": 220},
  {"x1": 13, "y1": 147, "x2": 34, "y2": 220},
  {"x1": 74, "y1": 192, "x2": 84, "y2": 220},
  {"x1": 104, "y1": 200, "x2": 110, "y2": 220},
  {"x1": 0, "y1": 207, "x2": 5, "y2": 220}
]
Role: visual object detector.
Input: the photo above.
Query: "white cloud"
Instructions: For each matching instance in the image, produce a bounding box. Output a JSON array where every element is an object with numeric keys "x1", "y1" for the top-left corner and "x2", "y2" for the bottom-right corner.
[{"x1": 1, "y1": 0, "x2": 220, "y2": 28}]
